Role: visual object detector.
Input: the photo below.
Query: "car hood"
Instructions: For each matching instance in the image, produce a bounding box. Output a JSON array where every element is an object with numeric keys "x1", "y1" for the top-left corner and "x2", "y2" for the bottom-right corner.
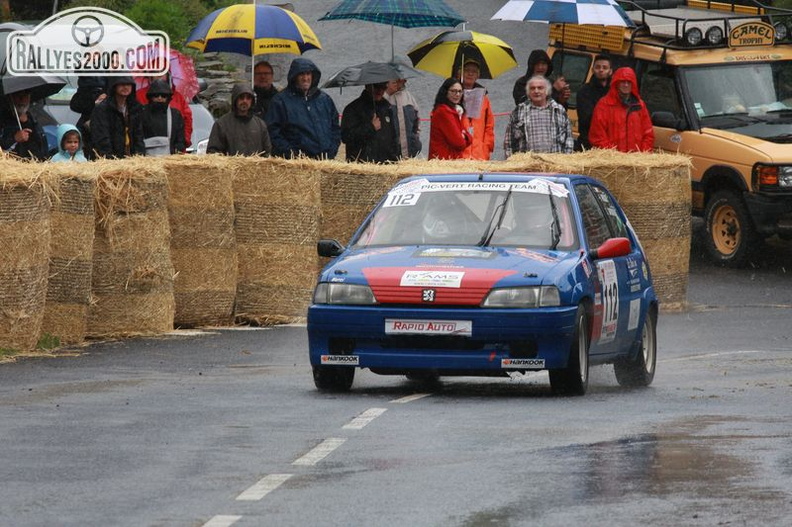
[{"x1": 321, "y1": 245, "x2": 579, "y2": 305}]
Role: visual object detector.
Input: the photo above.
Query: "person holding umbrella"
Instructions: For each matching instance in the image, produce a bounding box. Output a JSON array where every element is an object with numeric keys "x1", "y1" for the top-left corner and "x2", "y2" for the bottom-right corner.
[
  {"x1": 428, "y1": 77, "x2": 472, "y2": 160},
  {"x1": 0, "y1": 89, "x2": 48, "y2": 160},
  {"x1": 341, "y1": 82, "x2": 400, "y2": 163},
  {"x1": 460, "y1": 59, "x2": 495, "y2": 161},
  {"x1": 266, "y1": 58, "x2": 341, "y2": 160},
  {"x1": 384, "y1": 77, "x2": 421, "y2": 159}
]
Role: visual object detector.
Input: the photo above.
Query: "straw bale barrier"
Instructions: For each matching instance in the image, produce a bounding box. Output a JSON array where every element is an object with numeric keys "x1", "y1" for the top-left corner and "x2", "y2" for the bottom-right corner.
[
  {"x1": 503, "y1": 151, "x2": 692, "y2": 310},
  {"x1": 0, "y1": 161, "x2": 51, "y2": 350},
  {"x1": 164, "y1": 156, "x2": 237, "y2": 327},
  {"x1": 89, "y1": 160, "x2": 174, "y2": 337},
  {"x1": 232, "y1": 157, "x2": 321, "y2": 324},
  {"x1": 41, "y1": 165, "x2": 96, "y2": 344}
]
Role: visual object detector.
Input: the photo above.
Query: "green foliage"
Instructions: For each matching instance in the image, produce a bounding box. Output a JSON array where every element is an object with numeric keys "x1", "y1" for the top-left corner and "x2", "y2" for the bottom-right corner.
[
  {"x1": 124, "y1": 0, "x2": 192, "y2": 48},
  {"x1": 36, "y1": 333, "x2": 61, "y2": 351}
]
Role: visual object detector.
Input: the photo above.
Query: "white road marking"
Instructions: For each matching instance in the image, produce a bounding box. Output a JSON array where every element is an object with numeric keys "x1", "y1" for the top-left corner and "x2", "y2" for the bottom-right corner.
[
  {"x1": 660, "y1": 350, "x2": 768, "y2": 363},
  {"x1": 202, "y1": 515, "x2": 242, "y2": 527},
  {"x1": 342, "y1": 408, "x2": 387, "y2": 430},
  {"x1": 236, "y1": 473, "x2": 292, "y2": 501},
  {"x1": 292, "y1": 438, "x2": 346, "y2": 466},
  {"x1": 391, "y1": 393, "x2": 432, "y2": 404}
]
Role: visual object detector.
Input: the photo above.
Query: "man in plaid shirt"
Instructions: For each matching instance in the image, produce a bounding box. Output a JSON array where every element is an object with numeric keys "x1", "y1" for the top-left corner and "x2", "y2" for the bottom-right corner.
[{"x1": 504, "y1": 76, "x2": 573, "y2": 157}]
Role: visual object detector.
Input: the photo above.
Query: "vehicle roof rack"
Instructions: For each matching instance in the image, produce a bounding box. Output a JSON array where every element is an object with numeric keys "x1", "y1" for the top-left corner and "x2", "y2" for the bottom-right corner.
[{"x1": 619, "y1": 0, "x2": 792, "y2": 50}]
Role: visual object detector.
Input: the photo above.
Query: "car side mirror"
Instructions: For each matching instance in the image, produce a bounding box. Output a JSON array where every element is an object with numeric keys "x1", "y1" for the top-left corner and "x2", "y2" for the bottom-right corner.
[
  {"x1": 317, "y1": 239, "x2": 345, "y2": 258},
  {"x1": 652, "y1": 111, "x2": 682, "y2": 130},
  {"x1": 197, "y1": 78, "x2": 208, "y2": 93},
  {"x1": 590, "y1": 237, "x2": 631, "y2": 260}
]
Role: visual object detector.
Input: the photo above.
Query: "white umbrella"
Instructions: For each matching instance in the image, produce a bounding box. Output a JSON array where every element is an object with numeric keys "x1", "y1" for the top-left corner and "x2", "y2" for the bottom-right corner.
[{"x1": 492, "y1": 0, "x2": 635, "y2": 27}]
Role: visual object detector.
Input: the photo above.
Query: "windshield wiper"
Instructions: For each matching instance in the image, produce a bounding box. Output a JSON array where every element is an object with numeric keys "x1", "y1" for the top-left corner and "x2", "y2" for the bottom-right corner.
[
  {"x1": 548, "y1": 191, "x2": 561, "y2": 250},
  {"x1": 477, "y1": 186, "x2": 512, "y2": 247}
]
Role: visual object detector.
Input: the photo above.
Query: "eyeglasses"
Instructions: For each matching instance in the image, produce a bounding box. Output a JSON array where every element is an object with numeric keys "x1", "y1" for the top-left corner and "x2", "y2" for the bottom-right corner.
[
  {"x1": 448, "y1": 89, "x2": 463, "y2": 94},
  {"x1": 150, "y1": 94, "x2": 168, "y2": 99}
]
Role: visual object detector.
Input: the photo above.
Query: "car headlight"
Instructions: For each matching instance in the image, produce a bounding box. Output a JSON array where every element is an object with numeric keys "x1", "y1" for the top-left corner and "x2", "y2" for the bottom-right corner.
[
  {"x1": 481, "y1": 286, "x2": 560, "y2": 308},
  {"x1": 313, "y1": 283, "x2": 377, "y2": 305},
  {"x1": 754, "y1": 164, "x2": 792, "y2": 189}
]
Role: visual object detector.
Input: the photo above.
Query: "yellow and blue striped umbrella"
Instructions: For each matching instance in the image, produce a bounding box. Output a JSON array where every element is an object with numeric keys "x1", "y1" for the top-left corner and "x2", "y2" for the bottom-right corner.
[{"x1": 186, "y1": 4, "x2": 322, "y2": 56}]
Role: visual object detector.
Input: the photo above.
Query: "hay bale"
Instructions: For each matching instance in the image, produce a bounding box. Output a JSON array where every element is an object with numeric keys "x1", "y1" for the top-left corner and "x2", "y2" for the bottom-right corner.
[
  {"x1": 88, "y1": 161, "x2": 174, "y2": 337},
  {"x1": 0, "y1": 164, "x2": 52, "y2": 351},
  {"x1": 164, "y1": 156, "x2": 237, "y2": 327},
  {"x1": 233, "y1": 157, "x2": 321, "y2": 323},
  {"x1": 41, "y1": 168, "x2": 96, "y2": 344}
]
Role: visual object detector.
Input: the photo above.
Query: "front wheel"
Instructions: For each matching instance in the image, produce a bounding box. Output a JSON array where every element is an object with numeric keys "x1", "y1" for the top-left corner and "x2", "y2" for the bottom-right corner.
[
  {"x1": 614, "y1": 308, "x2": 657, "y2": 387},
  {"x1": 549, "y1": 305, "x2": 589, "y2": 396},
  {"x1": 313, "y1": 365, "x2": 354, "y2": 392},
  {"x1": 704, "y1": 190, "x2": 758, "y2": 267}
]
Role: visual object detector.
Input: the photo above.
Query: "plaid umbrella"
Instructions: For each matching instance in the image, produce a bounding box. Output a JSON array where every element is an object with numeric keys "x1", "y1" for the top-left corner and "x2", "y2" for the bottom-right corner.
[
  {"x1": 320, "y1": 0, "x2": 465, "y2": 58},
  {"x1": 320, "y1": 0, "x2": 465, "y2": 28},
  {"x1": 492, "y1": 0, "x2": 635, "y2": 27},
  {"x1": 407, "y1": 30, "x2": 518, "y2": 80}
]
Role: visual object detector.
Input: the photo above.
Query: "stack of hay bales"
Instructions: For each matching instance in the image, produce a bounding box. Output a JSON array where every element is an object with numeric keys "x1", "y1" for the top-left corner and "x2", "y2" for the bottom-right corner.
[
  {"x1": 89, "y1": 160, "x2": 174, "y2": 336},
  {"x1": 502, "y1": 151, "x2": 692, "y2": 310},
  {"x1": 41, "y1": 165, "x2": 96, "y2": 344},
  {"x1": 165, "y1": 156, "x2": 237, "y2": 327},
  {"x1": 0, "y1": 160, "x2": 51, "y2": 351},
  {"x1": 232, "y1": 157, "x2": 321, "y2": 324}
]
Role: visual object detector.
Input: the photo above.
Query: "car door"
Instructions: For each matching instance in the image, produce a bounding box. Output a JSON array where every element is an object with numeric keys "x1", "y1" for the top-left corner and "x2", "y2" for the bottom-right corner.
[{"x1": 575, "y1": 183, "x2": 643, "y2": 356}]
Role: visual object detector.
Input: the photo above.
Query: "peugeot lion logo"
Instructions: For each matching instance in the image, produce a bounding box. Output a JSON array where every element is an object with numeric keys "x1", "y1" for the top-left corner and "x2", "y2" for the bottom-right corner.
[{"x1": 71, "y1": 15, "x2": 104, "y2": 47}]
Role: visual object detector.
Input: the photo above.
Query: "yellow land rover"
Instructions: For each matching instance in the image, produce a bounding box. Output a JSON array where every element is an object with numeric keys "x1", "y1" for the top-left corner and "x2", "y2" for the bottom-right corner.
[{"x1": 548, "y1": 0, "x2": 792, "y2": 266}]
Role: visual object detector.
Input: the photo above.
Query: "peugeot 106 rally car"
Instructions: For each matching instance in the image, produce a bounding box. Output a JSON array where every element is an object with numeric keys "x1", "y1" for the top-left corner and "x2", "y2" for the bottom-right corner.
[{"x1": 307, "y1": 174, "x2": 659, "y2": 396}]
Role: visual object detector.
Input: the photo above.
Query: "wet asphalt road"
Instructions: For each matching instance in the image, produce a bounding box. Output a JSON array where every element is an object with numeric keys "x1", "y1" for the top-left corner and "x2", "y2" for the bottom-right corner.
[{"x1": 1, "y1": 223, "x2": 791, "y2": 527}]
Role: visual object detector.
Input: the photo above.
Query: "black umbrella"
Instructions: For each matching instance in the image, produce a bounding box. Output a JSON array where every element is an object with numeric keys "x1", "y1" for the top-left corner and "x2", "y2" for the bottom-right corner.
[
  {"x1": 0, "y1": 23, "x2": 66, "y2": 101},
  {"x1": 323, "y1": 60, "x2": 420, "y2": 89}
]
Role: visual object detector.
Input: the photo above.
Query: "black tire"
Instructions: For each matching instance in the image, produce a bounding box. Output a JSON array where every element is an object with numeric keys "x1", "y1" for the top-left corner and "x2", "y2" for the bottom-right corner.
[
  {"x1": 704, "y1": 190, "x2": 758, "y2": 267},
  {"x1": 614, "y1": 308, "x2": 657, "y2": 387},
  {"x1": 549, "y1": 305, "x2": 589, "y2": 396},
  {"x1": 312, "y1": 365, "x2": 354, "y2": 392}
]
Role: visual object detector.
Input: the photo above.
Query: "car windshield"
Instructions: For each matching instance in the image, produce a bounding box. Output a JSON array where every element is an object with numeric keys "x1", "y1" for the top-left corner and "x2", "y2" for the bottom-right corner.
[
  {"x1": 685, "y1": 61, "x2": 792, "y2": 123},
  {"x1": 352, "y1": 180, "x2": 579, "y2": 250}
]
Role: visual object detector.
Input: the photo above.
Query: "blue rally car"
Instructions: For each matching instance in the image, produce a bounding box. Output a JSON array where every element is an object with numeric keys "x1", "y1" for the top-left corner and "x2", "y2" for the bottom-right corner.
[{"x1": 307, "y1": 173, "x2": 658, "y2": 395}]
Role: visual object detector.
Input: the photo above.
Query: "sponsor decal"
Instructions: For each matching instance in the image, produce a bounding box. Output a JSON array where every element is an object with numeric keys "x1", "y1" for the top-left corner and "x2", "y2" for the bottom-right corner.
[
  {"x1": 7, "y1": 7, "x2": 169, "y2": 76},
  {"x1": 330, "y1": 277, "x2": 346, "y2": 282},
  {"x1": 321, "y1": 355, "x2": 360, "y2": 365},
  {"x1": 415, "y1": 248, "x2": 492, "y2": 259},
  {"x1": 501, "y1": 358, "x2": 545, "y2": 369},
  {"x1": 385, "y1": 319, "x2": 472, "y2": 336},
  {"x1": 421, "y1": 289, "x2": 436, "y2": 302},
  {"x1": 728, "y1": 21, "x2": 774, "y2": 48},
  {"x1": 386, "y1": 180, "x2": 569, "y2": 197},
  {"x1": 628, "y1": 299, "x2": 641, "y2": 331},
  {"x1": 596, "y1": 260, "x2": 619, "y2": 344},
  {"x1": 511, "y1": 248, "x2": 559, "y2": 263},
  {"x1": 401, "y1": 270, "x2": 464, "y2": 288},
  {"x1": 581, "y1": 259, "x2": 592, "y2": 278}
]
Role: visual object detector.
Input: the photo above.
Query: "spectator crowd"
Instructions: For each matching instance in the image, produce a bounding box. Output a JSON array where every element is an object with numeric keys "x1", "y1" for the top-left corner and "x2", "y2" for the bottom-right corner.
[{"x1": 0, "y1": 51, "x2": 654, "y2": 163}]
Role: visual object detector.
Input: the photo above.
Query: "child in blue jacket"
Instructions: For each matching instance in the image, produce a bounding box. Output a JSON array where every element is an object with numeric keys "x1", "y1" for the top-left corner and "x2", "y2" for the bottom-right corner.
[{"x1": 50, "y1": 124, "x2": 88, "y2": 163}]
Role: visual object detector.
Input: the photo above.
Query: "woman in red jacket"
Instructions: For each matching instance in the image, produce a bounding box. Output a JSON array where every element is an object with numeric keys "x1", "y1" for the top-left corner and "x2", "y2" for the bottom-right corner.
[
  {"x1": 428, "y1": 78, "x2": 472, "y2": 160},
  {"x1": 588, "y1": 67, "x2": 654, "y2": 153}
]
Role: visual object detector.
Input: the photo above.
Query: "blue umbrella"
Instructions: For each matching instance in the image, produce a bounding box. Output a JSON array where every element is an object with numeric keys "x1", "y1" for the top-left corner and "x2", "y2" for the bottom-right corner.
[
  {"x1": 320, "y1": 0, "x2": 465, "y2": 57},
  {"x1": 492, "y1": 0, "x2": 635, "y2": 27}
]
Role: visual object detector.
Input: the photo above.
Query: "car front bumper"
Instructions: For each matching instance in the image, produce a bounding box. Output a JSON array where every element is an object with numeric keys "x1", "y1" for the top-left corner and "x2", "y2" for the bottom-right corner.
[{"x1": 307, "y1": 304, "x2": 579, "y2": 373}]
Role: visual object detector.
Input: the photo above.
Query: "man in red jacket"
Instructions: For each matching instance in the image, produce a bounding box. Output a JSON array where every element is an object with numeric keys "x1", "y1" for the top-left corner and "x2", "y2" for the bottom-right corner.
[{"x1": 588, "y1": 67, "x2": 654, "y2": 153}]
